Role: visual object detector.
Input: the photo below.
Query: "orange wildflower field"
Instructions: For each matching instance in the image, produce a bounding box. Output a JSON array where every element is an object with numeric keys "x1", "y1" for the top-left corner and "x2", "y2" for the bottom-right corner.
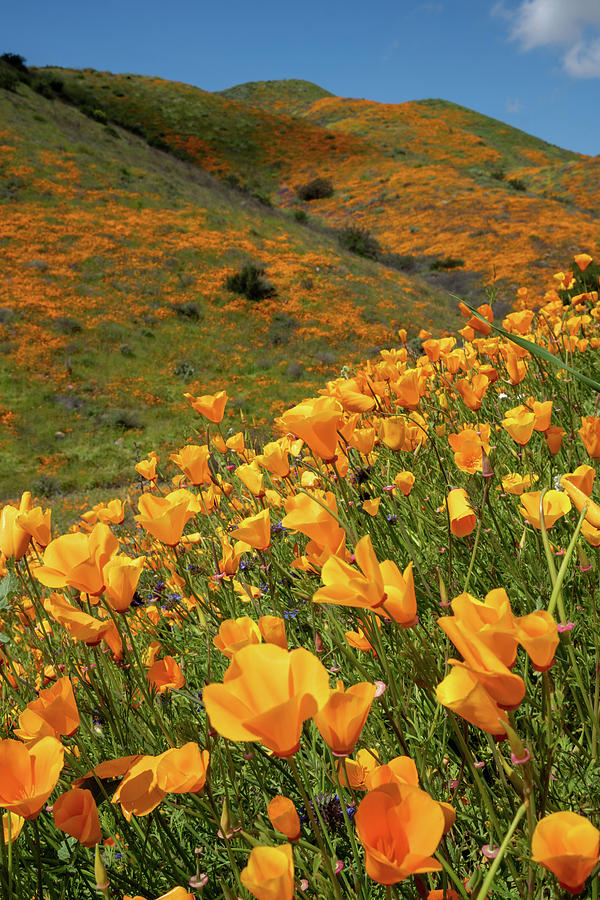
[{"x1": 1, "y1": 61, "x2": 600, "y2": 898}]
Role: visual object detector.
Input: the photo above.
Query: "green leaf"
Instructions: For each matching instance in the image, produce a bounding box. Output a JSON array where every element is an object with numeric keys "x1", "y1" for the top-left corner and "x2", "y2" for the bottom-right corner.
[{"x1": 0, "y1": 570, "x2": 20, "y2": 610}]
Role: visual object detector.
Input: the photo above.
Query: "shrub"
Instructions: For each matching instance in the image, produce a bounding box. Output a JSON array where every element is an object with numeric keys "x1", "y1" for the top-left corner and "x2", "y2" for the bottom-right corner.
[
  {"x1": 338, "y1": 227, "x2": 381, "y2": 260},
  {"x1": 296, "y1": 177, "x2": 334, "y2": 201},
  {"x1": 171, "y1": 302, "x2": 203, "y2": 320},
  {"x1": 430, "y1": 257, "x2": 464, "y2": 271},
  {"x1": 173, "y1": 360, "x2": 195, "y2": 380},
  {"x1": 267, "y1": 313, "x2": 299, "y2": 346},
  {"x1": 507, "y1": 178, "x2": 527, "y2": 192},
  {"x1": 292, "y1": 208, "x2": 308, "y2": 223},
  {"x1": 0, "y1": 53, "x2": 28, "y2": 73},
  {"x1": 225, "y1": 264, "x2": 276, "y2": 301}
]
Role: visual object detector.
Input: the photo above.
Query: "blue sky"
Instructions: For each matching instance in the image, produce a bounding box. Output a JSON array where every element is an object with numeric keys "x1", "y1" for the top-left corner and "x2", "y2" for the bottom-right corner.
[{"x1": 4, "y1": 0, "x2": 600, "y2": 155}]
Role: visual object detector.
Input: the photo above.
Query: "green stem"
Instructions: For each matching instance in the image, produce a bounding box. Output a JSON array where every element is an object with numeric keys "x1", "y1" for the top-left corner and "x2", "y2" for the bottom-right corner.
[
  {"x1": 288, "y1": 757, "x2": 344, "y2": 900},
  {"x1": 475, "y1": 802, "x2": 528, "y2": 900}
]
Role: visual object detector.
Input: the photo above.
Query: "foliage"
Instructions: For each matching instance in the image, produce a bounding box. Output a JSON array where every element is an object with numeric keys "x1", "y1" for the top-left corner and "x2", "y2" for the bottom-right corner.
[
  {"x1": 338, "y1": 226, "x2": 381, "y2": 260},
  {"x1": 296, "y1": 177, "x2": 334, "y2": 201},
  {"x1": 225, "y1": 263, "x2": 276, "y2": 301},
  {"x1": 0, "y1": 258, "x2": 600, "y2": 899}
]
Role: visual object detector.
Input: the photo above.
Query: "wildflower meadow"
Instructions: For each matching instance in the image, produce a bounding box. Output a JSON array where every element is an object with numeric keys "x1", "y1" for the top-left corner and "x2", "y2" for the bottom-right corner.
[{"x1": 1, "y1": 254, "x2": 600, "y2": 899}]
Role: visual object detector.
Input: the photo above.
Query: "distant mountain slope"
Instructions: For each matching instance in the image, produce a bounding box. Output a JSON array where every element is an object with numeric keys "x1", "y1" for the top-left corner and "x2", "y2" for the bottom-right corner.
[
  {"x1": 0, "y1": 77, "x2": 458, "y2": 498},
  {"x1": 33, "y1": 67, "x2": 598, "y2": 292},
  {"x1": 219, "y1": 79, "x2": 333, "y2": 115}
]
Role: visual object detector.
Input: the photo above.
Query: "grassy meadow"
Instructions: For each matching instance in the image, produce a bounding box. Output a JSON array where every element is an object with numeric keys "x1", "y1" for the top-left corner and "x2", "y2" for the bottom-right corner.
[{"x1": 2, "y1": 56, "x2": 600, "y2": 900}]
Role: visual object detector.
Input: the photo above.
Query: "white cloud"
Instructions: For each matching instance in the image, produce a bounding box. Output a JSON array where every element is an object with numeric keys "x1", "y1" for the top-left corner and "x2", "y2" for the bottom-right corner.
[
  {"x1": 563, "y1": 36, "x2": 600, "y2": 77},
  {"x1": 497, "y1": 0, "x2": 600, "y2": 77},
  {"x1": 505, "y1": 97, "x2": 524, "y2": 113}
]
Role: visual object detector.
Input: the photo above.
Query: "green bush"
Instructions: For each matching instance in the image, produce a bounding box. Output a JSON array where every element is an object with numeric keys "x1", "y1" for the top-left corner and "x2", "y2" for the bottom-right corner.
[
  {"x1": 507, "y1": 177, "x2": 527, "y2": 192},
  {"x1": 296, "y1": 177, "x2": 334, "y2": 201},
  {"x1": 225, "y1": 263, "x2": 276, "y2": 301},
  {"x1": 430, "y1": 256, "x2": 464, "y2": 271},
  {"x1": 338, "y1": 226, "x2": 381, "y2": 260}
]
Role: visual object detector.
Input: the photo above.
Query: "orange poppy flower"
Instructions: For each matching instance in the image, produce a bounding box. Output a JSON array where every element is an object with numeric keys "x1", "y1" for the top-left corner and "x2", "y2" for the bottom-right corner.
[
  {"x1": 391, "y1": 369, "x2": 426, "y2": 410},
  {"x1": 362, "y1": 498, "x2": 381, "y2": 516},
  {"x1": 313, "y1": 680, "x2": 376, "y2": 756},
  {"x1": 502, "y1": 407, "x2": 536, "y2": 445},
  {"x1": 544, "y1": 425, "x2": 565, "y2": 455},
  {"x1": 446, "y1": 489, "x2": 477, "y2": 537},
  {"x1": 213, "y1": 617, "x2": 262, "y2": 658},
  {"x1": 355, "y1": 782, "x2": 444, "y2": 884},
  {"x1": 170, "y1": 444, "x2": 213, "y2": 486},
  {"x1": 111, "y1": 755, "x2": 167, "y2": 818},
  {"x1": 447, "y1": 427, "x2": 489, "y2": 475},
  {"x1": 275, "y1": 396, "x2": 344, "y2": 461},
  {"x1": 147, "y1": 656, "x2": 185, "y2": 693},
  {"x1": 532, "y1": 811, "x2": 600, "y2": 895},
  {"x1": 435, "y1": 666, "x2": 509, "y2": 735},
  {"x1": 561, "y1": 476, "x2": 600, "y2": 528},
  {"x1": 503, "y1": 309, "x2": 535, "y2": 334},
  {"x1": 257, "y1": 440, "x2": 291, "y2": 478},
  {"x1": 282, "y1": 491, "x2": 345, "y2": 556},
  {"x1": 563, "y1": 465, "x2": 595, "y2": 496},
  {"x1": 184, "y1": 389, "x2": 228, "y2": 423},
  {"x1": 427, "y1": 890, "x2": 460, "y2": 900},
  {"x1": 240, "y1": 843, "x2": 295, "y2": 900},
  {"x1": 515, "y1": 611, "x2": 559, "y2": 672},
  {"x1": 574, "y1": 253, "x2": 593, "y2": 271},
  {"x1": 103, "y1": 555, "x2": 145, "y2": 613},
  {"x1": 86, "y1": 499, "x2": 125, "y2": 526},
  {"x1": 459, "y1": 301, "x2": 493, "y2": 336},
  {"x1": 519, "y1": 491, "x2": 571, "y2": 529},
  {"x1": 347, "y1": 426, "x2": 377, "y2": 456},
  {"x1": 525, "y1": 398, "x2": 553, "y2": 432},
  {"x1": 258, "y1": 615, "x2": 287, "y2": 649},
  {"x1": 578, "y1": 417, "x2": 600, "y2": 459},
  {"x1": 135, "y1": 490, "x2": 196, "y2": 546},
  {"x1": 43, "y1": 593, "x2": 111, "y2": 646},
  {"x1": 364, "y1": 755, "x2": 419, "y2": 791},
  {"x1": 379, "y1": 413, "x2": 427, "y2": 453},
  {"x1": 337, "y1": 748, "x2": 380, "y2": 790},
  {"x1": 315, "y1": 535, "x2": 416, "y2": 624},
  {"x1": 500, "y1": 473, "x2": 537, "y2": 496},
  {"x1": 0, "y1": 493, "x2": 33, "y2": 560},
  {"x1": 14, "y1": 676, "x2": 79, "y2": 743},
  {"x1": 134, "y1": 452, "x2": 159, "y2": 482},
  {"x1": 229, "y1": 508, "x2": 271, "y2": 551},
  {"x1": 504, "y1": 349, "x2": 528, "y2": 384},
  {"x1": 437, "y1": 620, "x2": 525, "y2": 710},
  {"x1": 2, "y1": 812, "x2": 24, "y2": 844},
  {"x1": 218, "y1": 537, "x2": 245, "y2": 575},
  {"x1": 16, "y1": 494, "x2": 52, "y2": 548},
  {"x1": 35, "y1": 523, "x2": 119, "y2": 595},
  {"x1": 236, "y1": 462, "x2": 265, "y2": 497},
  {"x1": 267, "y1": 796, "x2": 301, "y2": 841},
  {"x1": 455, "y1": 374, "x2": 489, "y2": 411},
  {"x1": 155, "y1": 743, "x2": 210, "y2": 794},
  {"x1": 53, "y1": 788, "x2": 102, "y2": 847},
  {"x1": 203, "y1": 644, "x2": 330, "y2": 757},
  {"x1": 345, "y1": 622, "x2": 378, "y2": 655},
  {"x1": 394, "y1": 471, "x2": 415, "y2": 496},
  {"x1": 446, "y1": 589, "x2": 518, "y2": 667},
  {"x1": 0, "y1": 736, "x2": 64, "y2": 819}
]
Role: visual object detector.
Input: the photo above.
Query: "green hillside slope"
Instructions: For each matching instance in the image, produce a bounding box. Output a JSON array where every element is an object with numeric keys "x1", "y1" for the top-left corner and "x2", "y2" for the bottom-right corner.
[{"x1": 0, "y1": 76, "x2": 458, "y2": 501}]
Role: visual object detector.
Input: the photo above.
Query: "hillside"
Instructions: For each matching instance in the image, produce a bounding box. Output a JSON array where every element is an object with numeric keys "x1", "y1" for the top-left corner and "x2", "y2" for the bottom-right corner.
[
  {"x1": 1, "y1": 61, "x2": 598, "y2": 503},
  {"x1": 35, "y1": 68, "x2": 600, "y2": 291},
  {"x1": 0, "y1": 74, "x2": 458, "y2": 501}
]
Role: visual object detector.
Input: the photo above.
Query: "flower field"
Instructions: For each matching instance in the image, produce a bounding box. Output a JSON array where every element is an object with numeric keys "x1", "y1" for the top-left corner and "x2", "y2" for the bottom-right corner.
[{"x1": 1, "y1": 254, "x2": 600, "y2": 898}]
